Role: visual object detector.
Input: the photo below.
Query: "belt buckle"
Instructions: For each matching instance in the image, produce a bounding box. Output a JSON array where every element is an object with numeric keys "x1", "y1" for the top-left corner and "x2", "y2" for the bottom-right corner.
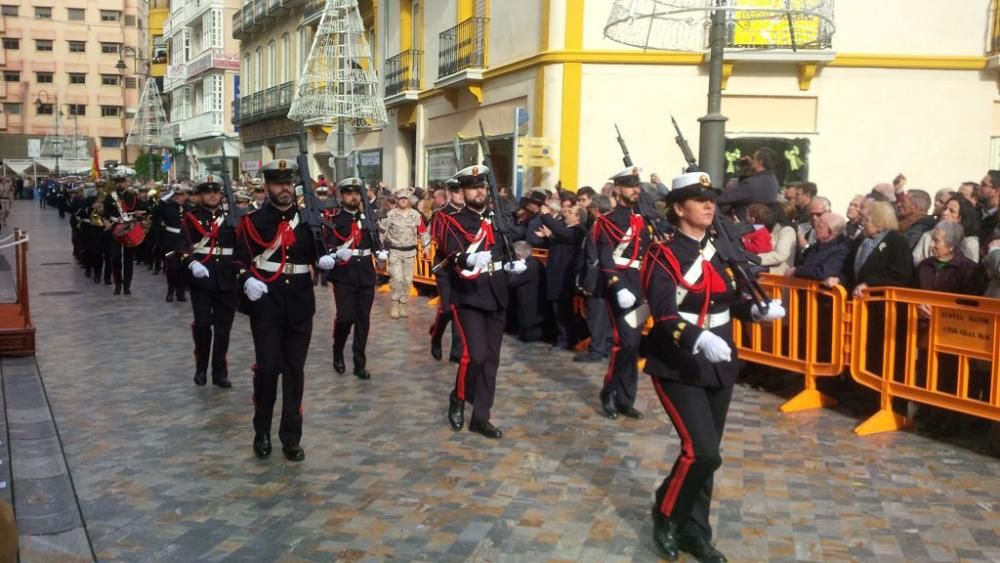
[
  {"x1": 487, "y1": 261, "x2": 495, "y2": 274},
  {"x1": 282, "y1": 263, "x2": 294, "y2": 274}
]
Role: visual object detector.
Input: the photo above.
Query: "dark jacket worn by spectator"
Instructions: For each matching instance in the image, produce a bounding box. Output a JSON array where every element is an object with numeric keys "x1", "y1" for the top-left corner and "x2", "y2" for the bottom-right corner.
[
  {"x1": 794, "y1": 235, "x2": 850, "y2": 281},
  {"x1": 507, "y1": 255, "x2": 546, "y2": 342},
  {"x1": 845, "y1": 230, "x2": 914, "y2": 290},
  {"x1": 901, "y1": 215, "x2": 937, "y2": 249},
  {"x1": 718, "y1": 170, "x2": 779, "y2": 218},
  {"x1": 539, "y1": 213, "x2": 586, "y2": 301},
  {"x1": 913, "y1": 253, "x2": 985, "y2": 296}
]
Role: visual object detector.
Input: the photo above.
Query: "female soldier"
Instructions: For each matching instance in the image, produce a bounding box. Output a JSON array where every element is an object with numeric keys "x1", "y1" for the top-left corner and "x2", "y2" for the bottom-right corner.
[{"x1": 641, "y1": 172, "x2": 784, "y2": 562}]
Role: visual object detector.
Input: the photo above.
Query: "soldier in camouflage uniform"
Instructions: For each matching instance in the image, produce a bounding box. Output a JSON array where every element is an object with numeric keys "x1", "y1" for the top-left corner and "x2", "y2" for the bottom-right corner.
[{"x1": 380, "y1": 186, "x2": 430, "y2": 319}]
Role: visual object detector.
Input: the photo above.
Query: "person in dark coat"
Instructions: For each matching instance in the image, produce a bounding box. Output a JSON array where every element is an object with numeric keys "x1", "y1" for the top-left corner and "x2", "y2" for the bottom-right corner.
[
  {"x1": 507, "y1": 241, "x2": 546, "y2": 342},
  {"x1": 790, "y1": 212, "x2": 850, "y2": 285},
  {"x1": 718, "y1": 147, "x2": 780, "y2": 219},
  {"x1": 896, "y1": 189, "x2": 936, "y2": 249},
  {"x1": 845, "y1": 200, "x2": 914, "y2": 295},
  {"x1": 574, "y1": 194, "x2": 613, "y2": 363},
  {"x1": 537, "y1": 204, "x2": 587, "y2": 348}
]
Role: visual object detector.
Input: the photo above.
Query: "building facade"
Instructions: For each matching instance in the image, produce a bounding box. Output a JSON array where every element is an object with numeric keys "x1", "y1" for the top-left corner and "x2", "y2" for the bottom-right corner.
[
  {"x1": 0, "y1": 0, "x2": 142, "y2": 173},
  {"x1": 162, "y1": 0, "x2": 240, "y2": 179}
]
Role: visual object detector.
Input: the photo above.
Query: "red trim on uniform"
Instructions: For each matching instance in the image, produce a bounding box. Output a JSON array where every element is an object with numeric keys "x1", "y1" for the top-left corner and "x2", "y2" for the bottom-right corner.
[
  {"x1": 593, "y1": 211, "x2": 644, "y2": 270},
  {"x1": 651, "y1": 376, "x2": 695, "y2": 518},
  {"x1": 450, "y1": 304, "x2": 470, "y2": 401},
  {"x1": 604, "y1": 302, "x2": 621, "y2": 386},
  {"x1": 185, "y1": 211, "x2": 221, "y2": 264}
]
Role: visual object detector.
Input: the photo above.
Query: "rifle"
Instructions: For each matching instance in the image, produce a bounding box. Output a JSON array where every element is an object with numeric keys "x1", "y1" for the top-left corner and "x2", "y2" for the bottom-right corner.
[
  {"x1": 669, "y1": 118, "x2": 770, "y2": 311},
  {"x1": 353, "y1": 151, "x2": 383, "y2": 253},
  {"x1": 295, "y1": 127, "x2": 338, "y2": 257},
  {"x1": 477, "y1": 121, "x2": 514, "y2": 262},
  {"x1": 218, "y1": 144, "x2": 243, "y2": 229},
  {"x1": 613, "y1": 124, "x2": 667, "y2": 238}
]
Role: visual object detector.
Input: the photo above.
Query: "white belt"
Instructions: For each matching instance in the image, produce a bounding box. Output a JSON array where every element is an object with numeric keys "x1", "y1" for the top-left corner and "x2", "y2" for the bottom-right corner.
[
  {"x1": 194, "y1": 247, "x2": 233, "y2": 256},
  {"x1": 165, "y1": 226, "x2": 181, "y2": 234},
  {"x1": 351, "y1": 249, "x2": 372, "y2": 257},
  {"x1": 255, "y1": 262, "x2": 311, "y2": 274},
  {"x1": 613, "y1": 255, "x2": 641, "y2": 269},
  {"x1": 679, "y1": 310, "x2": 731, "y2": 329}
]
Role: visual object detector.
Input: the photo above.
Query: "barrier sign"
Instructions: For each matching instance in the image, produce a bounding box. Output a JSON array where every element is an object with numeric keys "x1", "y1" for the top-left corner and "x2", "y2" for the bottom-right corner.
[{"x1": 936, "y1": 309, "x2": 994, "y2": 356}]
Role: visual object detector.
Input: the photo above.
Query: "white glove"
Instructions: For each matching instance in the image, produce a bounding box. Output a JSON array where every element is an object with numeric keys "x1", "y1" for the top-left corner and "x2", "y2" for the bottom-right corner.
[
  {"x1": 752, "y1": 299, "x2": 786, "y2": 322},
  {"x1": 317, "y1": 254, "x2": 336, "y2": 270},
  {"x1": 503, "y1": 259, "x2": 527, "y2": 274},
  {"x1": 376, "y1": 250, "x2": 389, "y2": 262},
  {"x1": 694, "y1": 331, "x2": 732, "y2": 363},
  {"x1": 334, "y1": 247, "x2": 354, "y2": 262},
  {"x1": 616, "y1": 288, "x2": 636, "y2": 309},
  {"x1": 188, "y1": 261, "x2": 210, "y2": 279},
  {"x1": 244, "y1": 278, "x2": 268, "y2": 302},
  {"x1": 468, "y1": 251, "x2": 493, "y2": 270}
]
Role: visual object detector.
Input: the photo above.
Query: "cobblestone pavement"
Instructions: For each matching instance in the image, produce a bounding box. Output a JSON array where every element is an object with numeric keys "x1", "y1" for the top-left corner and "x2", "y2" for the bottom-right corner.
[{"x1": 6, "y1": 200, "x2": 1000, "y2": 562}]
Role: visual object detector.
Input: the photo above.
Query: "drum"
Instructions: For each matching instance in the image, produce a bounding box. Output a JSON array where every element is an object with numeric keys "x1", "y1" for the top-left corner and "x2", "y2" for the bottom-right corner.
[{"x1": 112, "y1": 221, "x2": 146, "y2": 248}]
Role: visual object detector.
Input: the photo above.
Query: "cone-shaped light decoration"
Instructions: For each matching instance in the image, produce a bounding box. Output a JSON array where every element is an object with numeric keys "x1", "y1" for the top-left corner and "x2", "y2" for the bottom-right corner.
[{"x1": 127, "y1": 79, "x2": 175, "y2": 148}]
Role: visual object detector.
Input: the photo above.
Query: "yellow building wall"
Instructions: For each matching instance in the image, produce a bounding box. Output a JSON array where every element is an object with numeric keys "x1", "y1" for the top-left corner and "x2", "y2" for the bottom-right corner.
[{"x1": 148, "y1": 8, "x2": 169, "y2": 79}]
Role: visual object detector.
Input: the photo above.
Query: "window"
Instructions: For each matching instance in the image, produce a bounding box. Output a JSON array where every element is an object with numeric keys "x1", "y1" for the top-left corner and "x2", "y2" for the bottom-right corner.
[
  {"x1": 267, "y1": 40, "x2": 276, "y2": 88},
  {"x1": 35, "y1": 39, "x2": 52, "y2": 52},
  {"x1": 3, "y1": 71, "x2": 19, "y2": 82},
  {"x1": 1, "y1": 5, "x2": 17, "y2": 16},
  {"x1": 101, "y1": 74, "x2": 120, "y2": 86},
  {"x1": 68, "y1": 104, "x2": 85, "y2": 116},
  {"x1": 201, "y1": 9, "x2": 222, "y2": 49},
  {"x1": 2, "y1": 38, "x2": 18, "y2": 50},
  {"x1": 100, "y1": 43, "x2": 120, "y2": 54},
  {"x1": 100, "y1": 105, "x2": 120, "y2": 117},
  {"x1": 125, "y1": 77, "x2": 137, "y2": 88},
  {"x1": 281, "y1": 33, "x2": 291, "y2": 83},
  {"x1": 69, "y1": 41, "x2": 86, "y2": 53},
  {"x1": 67, "y1": 7, "x2": 84, "y2": 20},
  {"x1": 255, "y1": 47, "x2": 262, "y2": 91},
  {"x1": 36, "y1": 72, "x2": 53, "y2": 83},
  {"x1": 99, "y1": 10, "x2": 120, "y2": 22},
  {"x1": 124, "y1": 14, "x2": 136, "y2": 26},
  {"x1": 3, "y1": 103, "x2": 21, "y2": 115},
  {"x1": 243, "y1": 53, "x2": 252, "y2": 93},
  {"x1": 101, "y1": 137, "x2": 122, "y2": 149},
  {"x1": 203, "y1": 74, "x2": 223, "y2": 112},
  {"x1": 37, "y1": 103, "x2": 53, "y2": 115},
  {"x1": 69, "y1": 73, "x2": 86, "y2": 84},
  {"x1": 34, "y1": 6, "x2": 51, "y2": 19}
]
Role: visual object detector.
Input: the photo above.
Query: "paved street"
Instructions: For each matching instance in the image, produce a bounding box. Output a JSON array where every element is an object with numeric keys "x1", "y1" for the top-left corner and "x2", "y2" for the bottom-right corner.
[{"x1": 3, "y1": 199, "x2": 1000, "y2": 562}]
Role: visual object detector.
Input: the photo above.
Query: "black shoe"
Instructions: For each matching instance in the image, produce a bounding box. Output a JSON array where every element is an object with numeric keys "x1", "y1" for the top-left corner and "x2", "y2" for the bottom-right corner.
[
  {"x1": 468, "y1": 419, "x2": 502, "y2": 439},
  {"x1": 93, "y1": 275, "x2": 101, "y2": 285},
  {"x1": 354, "y1": 368, "x2": 371, "y2": 380},
  {"x1": 449, "y1": 354, "x2": 462, "y2": 364},
  {"x1": 333, "y1": 351, "x2": 346, "y2": 374},
  {"x1": 282, "y1": 445, "x2": 305, "y2": 462},
  {"x1": 617, "y1": 405, "x2": 644, "y2": 419},
  {"x1": 253, "y1": 435, "x2": 272, "y2": 459},
  {"x1": 448, "y1": 393, "x2": 465, "y2": 431},
  {"x1": 193, "y1": 369, "x2": 207, "y2": 386},
  {"x1": 600, "y1": 391, "x2": 619, "y2": 420},
  {"x1": 431, "y1": 339, "x2": 443, "y2": 361},
  {"x1": 113, "y1": 284, "x2": 122, "y2": 295},
  {"x1": 651, "y1": 508, "x2": 680, "y2": 561},
  {"x1": 104, "y1": 278, "x2": 112, "y2": 285},
  {"x1": 211, "y1": 369, "x2": 232, "y2": 388},
  {"x1": 176, "y1": 294, "x2": 187, "y2": 302},
  {"x1": 678, "y1": 535, "x2": 727, "y2": 563},
  {"x1": 166, "y1": 294, "x2": 174, "y2": 303},
  {"x1": 573, "y1": 351, "x2": 605, "y2": 363},
  {"x1": 123, "y1": 287, "x2": 131, "y2": 295},
  {"x1": 84, "y1": 269, "x2": 91, "y2": 278}
]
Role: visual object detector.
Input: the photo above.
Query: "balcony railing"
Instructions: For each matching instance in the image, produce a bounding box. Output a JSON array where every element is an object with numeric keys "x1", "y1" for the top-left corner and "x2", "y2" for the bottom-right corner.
[
  {"x1": 725, "y1": 10, "x2": 832, "y2": 50},
  {"x1": 234, "y1": 0, "x2": 297, "y2": 38},
  {"x1": 384, "y1": 50, "x2": 422, "y2": 97},
  {"x1": 438, "y1": 17, "x2": 488, "y2": 79},
  {"x1": 180, "y1": 110, "x2": 225, "y2": 140},
  {"x1": 991, "y1": 0, "x2": 1000, "y2": 55},
  {"x1": 301, "y1": 0, "x2": 325, "y2": 24},
  {"x1": 236, "y1": 81, "x2": 295, "y2": 125}
]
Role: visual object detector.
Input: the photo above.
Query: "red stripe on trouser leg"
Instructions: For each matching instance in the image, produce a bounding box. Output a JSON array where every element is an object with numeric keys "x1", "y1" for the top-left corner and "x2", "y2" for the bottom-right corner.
[
  {"x1": 450, "y1": 304, "x2": 470, "y2": 401},
  {"x1": 651, "y1": 376, "x2": 695, "y2": 518},
  {"x1": 603, "y1": 303, "x2": 621, "y2": 385}
]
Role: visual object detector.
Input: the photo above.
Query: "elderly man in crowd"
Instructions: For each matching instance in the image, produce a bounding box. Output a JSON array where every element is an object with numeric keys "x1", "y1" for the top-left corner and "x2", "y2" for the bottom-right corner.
[{"x1": 897, "y1": 189, "x2": 935, "y2": 249}]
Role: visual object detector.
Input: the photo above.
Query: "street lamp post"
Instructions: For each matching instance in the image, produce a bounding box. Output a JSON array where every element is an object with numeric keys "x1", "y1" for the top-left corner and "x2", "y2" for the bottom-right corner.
[
  {"x1": 34, "y1": 90, "x2": 61, "y2": 177},
  {"x1": 116, "y1": 46, "x2": 147, "y2": 167}
]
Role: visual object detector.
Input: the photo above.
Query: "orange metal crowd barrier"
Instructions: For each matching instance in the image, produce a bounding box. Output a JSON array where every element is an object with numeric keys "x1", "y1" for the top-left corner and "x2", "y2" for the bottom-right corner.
[
  {"x1": 732, "y1": 273, "x2": 850, "y2": 413},
  {"x1": 849, "y1": 287, "x2": 1000, "y2": 435},
  {"x1": 407, "y1": 243, "x2": 549, "y2": 291}
]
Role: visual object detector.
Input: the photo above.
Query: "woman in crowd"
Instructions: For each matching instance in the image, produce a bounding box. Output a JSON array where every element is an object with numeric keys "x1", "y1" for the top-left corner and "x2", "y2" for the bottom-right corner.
[
  {"x1": 912, "y1": 195, "x2": 980, "y2": 265},
  {"x1": 748, "y1": 202, "x2": 797, "y2": 275}
]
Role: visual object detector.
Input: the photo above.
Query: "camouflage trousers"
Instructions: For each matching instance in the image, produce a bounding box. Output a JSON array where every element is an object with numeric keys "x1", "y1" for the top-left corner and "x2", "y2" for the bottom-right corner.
[{"x1": 388, "y1": 249, "x2": 416, "y2": 304}]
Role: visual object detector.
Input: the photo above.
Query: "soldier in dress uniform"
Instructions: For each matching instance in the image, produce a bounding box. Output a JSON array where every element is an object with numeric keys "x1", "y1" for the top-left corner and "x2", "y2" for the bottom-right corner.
[
  {"x1": 103, "y1": 172, "x2": 146, "y2": 295},
  {"x1": 250, "y1": 179, "x2": 266, "y2": 209},
  {"x1": 179, "y1": 174, "x2": 238, "y2": 388},
  {"x1": 234, "y1": 158, "x2": 327, "y2": 462},
  {"x1": 67, "y1": 185, "x2": 86, "y2": 267},
  {"x1": 642, "y1": 172, "x2": 784, "y2": 562},
  {"x1": 593, "y1": 166, "x2": 651, "y2": 420},
  {"x1": 161, "y1": 186, "x2": 191, "y2": 302},
  {"x1": 381, "y1": 186, "x2": 430, "y2": 319},
  {"x1": 441, "y1": 165, "x2": 526, "y2": 439},
  {"x1": 234, "y1": 190, "x2": 252, "y2": 210},
  {"x1": 323, "y1": 177, "x2": 387, "y2": 379},
  {"x1": 428, "y1": 178, "x2": 464, "y2": 361}
]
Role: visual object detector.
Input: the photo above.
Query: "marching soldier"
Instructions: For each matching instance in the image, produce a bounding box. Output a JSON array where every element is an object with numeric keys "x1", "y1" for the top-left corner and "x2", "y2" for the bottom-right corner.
[
  {"x1": 67, "y1": 185, "x2": 86, "y2": 266},
  {"x1": 642, "y1": 172, "x2": 783, "y2": 562},
  {"x1": 441, "y1": 165, "x2": 526, "y2": 439},
  {"x1": 323, "y1": 177, "x2": 387, "y2": 379},
  {"x1": 234, "y1": 158, "x2": 325, "y2": 462},
  {"x1": 161, "y1": 186, "x2": 191, "y2": 302},
  {"x1": 428, "y1": 179, "x2": 464, "y2": 361},
  {"x1": 102, "y1": 172, "x2": 145, "y2": 295},
  {"x1": 180, "y1": 175, "x2": 237, "y2": 388},
  {"x1": 234, "y1": 190, "x2": 252, "y2": 210},
  {"x1": 78, "y1": 186, "x2": 109, "y2": 283},
  {"x1": 593, "y1": 166, "x2": 651, "y2": 420},
  {"x1": 381, "y1": 186, "x2": 430, "y2": 319}
]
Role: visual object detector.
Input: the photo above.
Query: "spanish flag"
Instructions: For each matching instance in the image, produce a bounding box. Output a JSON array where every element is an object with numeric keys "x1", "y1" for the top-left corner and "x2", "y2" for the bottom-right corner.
[{"x1": 90, "y1": 139, "x2": 100, "y2": 180}]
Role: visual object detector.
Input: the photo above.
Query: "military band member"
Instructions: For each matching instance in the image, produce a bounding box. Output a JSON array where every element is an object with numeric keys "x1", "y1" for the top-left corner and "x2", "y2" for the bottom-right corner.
[
  {"x1": 322, "y1": 177, "x2": 387, "y2": 379},
  {"x1": 234, "y1": 159, "x2": 323, "y2": 462},
  {"x1": 381, "y1": 186, "x2": 430, "y2": 319},
  {"x1": 103, "y1": 173, "x2": 145, "y2": 295},
  {"x1": 180, "y1": 175, "x2": 238, "y2": 389},
  {"x1": 161, "y1": 187, "x2": 191, "y2": 302},
  {"x1": 428, "y1": 179, "x2": 465, "y2": 361},
  {"x1": 642, "y1": 172, "x2": 784, "y2": 562},
  {"x1": 593, "y1": 166, "x2": 651, "y2": 420},
  {"x1": 78, "y1": 188, "x2": 109, "y2": 283},
  {"x1": 441, "y1": 166, "x2": 526, "y2": 439}
]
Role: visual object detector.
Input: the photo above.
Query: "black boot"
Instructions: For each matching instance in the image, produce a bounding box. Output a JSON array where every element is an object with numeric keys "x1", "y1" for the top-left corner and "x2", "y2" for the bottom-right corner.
[
  {"x1": 123, "y1": 287, "x2": 131, "y2": 295},
  {"x1": 113, "y1": 283, "x2": 122, "y2": 295},
  {"x1": 353, "y1": 365, "x2": 371, "y2": 380},
  {"x1": 431, "y1": 338, "x2": 443, "y2": 361},
  {"x1": 651, "y1": 508, "x2": 680, "y2": 561},
  {"x1": 448, "y1": 391, "x2": 464, "y2": 431},
  {"x1": 211, "y1": 368, "x2": 232, "y2": 388},
  {"x1": 93, "y1": 273, "x2": 102, "y2": 284},
  {"x1": 600, "y1": 390, "x2": 619, "y2": 419},
  {"x1": 193, "y1": 369, "x2": 207, "y2": 386},
  {"x1": 678, "y1": 535, "x2": 727, "y2": 563},
  {"x1": 253, "y1": 435, "x2": 272, "y2": 459},
  {"x1": 468, "y1": 419, "x2": 502, "y2": 439},
  {"x1": 282, "y1": 444, "x2": 305, "y2": 462},
  {"x1": 176, "y1": 293, "x2": 187, "y2": 302},
  {"x1": 332, "y1": 348, "x2": 346, "y2": 374}
]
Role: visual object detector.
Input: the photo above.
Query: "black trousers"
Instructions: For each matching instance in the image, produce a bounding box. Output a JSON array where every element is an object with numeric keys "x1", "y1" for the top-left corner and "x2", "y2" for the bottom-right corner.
[
  {"x1": 650, "y1": 377, "x2": 733, "y2": 541},
  {"x1": 332, "y1": 282, "x2": 374, "y2": 370},
  {"x1": 602, "y1": 300, "x2": 642, "y2": 407},
  {"x1": 190, "y1": 286, "x2": 237, "y2": 372},
  {"x1": 429, "y1": 273, "x2": 462, "y2": 360},
  {"x1": 586, "y1": 296, "x2": 610, "y2": 356},
  {"x1": 166, "y1": 253, "x2": 187, "y2": 298},
  {"x1": 250, "y1": 316, "x2": 312, "y2": 447},
  {"x1": 452, "y1": 305, "x2": 505, "y2": 424},
  {"x1": 110, "y1": 241, "x2": 134, "y2": 288}
]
